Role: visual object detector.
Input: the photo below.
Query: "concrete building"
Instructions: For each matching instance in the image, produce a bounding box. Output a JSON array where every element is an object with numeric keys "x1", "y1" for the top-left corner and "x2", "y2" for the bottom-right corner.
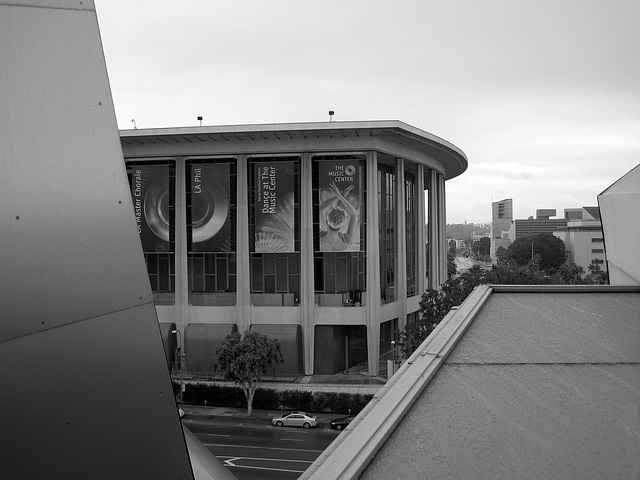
[
  {"x1": 489, "y1": 198, "x2": 513, "y2": 261},
  {"x1": 553, "y1": 207, "x2": 606, "y2": 274},
  {"x1": 120, "y1": 122, "x2": 467, "y2": 376},
  {"x1": 598, "y1": 163, "x2": 640, "y2": 285},
  {"x1": 507, "y1": 209, "x2": 568, "y2": 241}
]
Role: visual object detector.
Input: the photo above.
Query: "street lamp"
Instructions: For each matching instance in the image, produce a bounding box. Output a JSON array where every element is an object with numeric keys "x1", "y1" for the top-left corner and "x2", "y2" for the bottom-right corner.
[
  {"x1": 391, "y1": 340, "x2": 396, "y2": 376},
  {"x1": 172, "y1": 329, "x2": 184, "y2": 407}
]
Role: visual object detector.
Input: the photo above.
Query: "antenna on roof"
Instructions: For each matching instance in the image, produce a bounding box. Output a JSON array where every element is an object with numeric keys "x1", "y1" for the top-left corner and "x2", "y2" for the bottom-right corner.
[
  {"x1": 328, "y1": 110, "x2": 334, "y2": 122},
  {"x1": 131, "y1": 119, "x2": 137, "y2": 129},
  {"x1": 197, "y1": 116, "x2": 203, "y2": 126}
]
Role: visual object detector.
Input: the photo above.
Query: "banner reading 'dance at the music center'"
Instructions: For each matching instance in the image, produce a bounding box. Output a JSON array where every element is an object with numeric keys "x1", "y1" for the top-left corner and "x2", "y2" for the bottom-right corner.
[
  {"x1": 318, "y1": 160, "x2": 362, "y2": 252},
  {"x1": 254, "y1": 162, "x2": 295, "y2": 253}
]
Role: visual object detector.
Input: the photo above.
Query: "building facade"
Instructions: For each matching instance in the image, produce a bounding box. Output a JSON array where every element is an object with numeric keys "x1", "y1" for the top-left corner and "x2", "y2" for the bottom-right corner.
[
  {"x1": 598, "y1": 164, "x2": 640, "y2": 285},
  {"x1": 490, "y1": 198, "x2": 513, "y2": 262},
  {"x1": 120, "y1": 121, "x2": 467, "y2": 376},
  {"x1": 554, "y1": 207, "x2": 606, "y2": 274}
]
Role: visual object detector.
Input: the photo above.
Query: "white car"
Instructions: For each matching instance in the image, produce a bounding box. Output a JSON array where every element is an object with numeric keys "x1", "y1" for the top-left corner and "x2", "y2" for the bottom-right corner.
[{"x1": 271, "y1": 412, "x2": 318, "y2": 429}]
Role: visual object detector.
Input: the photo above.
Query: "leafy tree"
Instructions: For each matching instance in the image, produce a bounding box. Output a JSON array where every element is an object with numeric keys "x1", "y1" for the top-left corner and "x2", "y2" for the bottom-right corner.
[
  {"x1": 552, "y1": 262, "x2": 585, "y2": 285},
  {"x1": 400, "y1": 288, "x2": 448, "y2": 358},
  {"x1": 447, "y1": 239, "x2": 457, "y2": 278},
  {"x1": 399, "y1": 265, "x2": 493, "y2": 358},
  {"x1": 508, "y1": 233, "x2": 567, "y2": 272},
  {"x1": 471, "y1": 237, "x2": 491, "y2": 261},
  {"x1": 585, "y1": 262, "x2": 609, "y2": 285},
  {"x1": 211, "y1": 331, "x2": 284, "y2": 415}
]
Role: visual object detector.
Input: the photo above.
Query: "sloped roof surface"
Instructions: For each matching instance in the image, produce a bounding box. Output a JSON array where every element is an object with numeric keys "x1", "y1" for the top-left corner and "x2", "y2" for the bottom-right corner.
[
  {"x1": 600, "y1": 163, "x2": 640, "y2": 196},
  {"x1": 360, "y1": 289, "x2": 640, "y2": 479},
  {"x1": 583, "y1": 206, "x2": 600, "y2": 219}
]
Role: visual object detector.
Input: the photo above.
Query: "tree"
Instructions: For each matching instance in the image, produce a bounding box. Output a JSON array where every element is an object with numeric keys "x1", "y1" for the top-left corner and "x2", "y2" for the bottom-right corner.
[
  {"x1": 399, "y1": 265, "x2": 493, "y2": 358},
  {"x1": 211, "y1": 331, "x2": 284, "y2": 416},
  {"x1": 508, "y1": 233, "x2": 567, "y2": 272},
  {"x1": 399, "y1": 288, "x2": 449, "y2": 358},
  {"x1": 447, "y1": 239, "x2": 457, "y2": 278},
  {"x1": 585, "y1": 262, "x2": 609, "y2": 285},
  {"x1": 471, "y1": 236, "x2": 491, "y2": 261}
]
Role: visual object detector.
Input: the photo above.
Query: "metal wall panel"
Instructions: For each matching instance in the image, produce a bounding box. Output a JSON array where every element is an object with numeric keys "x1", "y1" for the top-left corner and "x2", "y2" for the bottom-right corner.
[
  {"x1": 0, "y1": 1, "x2": 153, "y2": 342},
  {"x1": 0, "y1": 2, "x2": 211, "y2": 478},
  {"x1": 2, "y1": 305, "x2": 193, "y2": 479}
]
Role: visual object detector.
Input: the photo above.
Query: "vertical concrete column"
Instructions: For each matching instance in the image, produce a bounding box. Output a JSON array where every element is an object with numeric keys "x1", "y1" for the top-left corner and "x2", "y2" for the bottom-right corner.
[
  {"x1": 438, "y1": 174, "x2": 448, "y2": 283},
  {"x1": 174, "y1": 157, "x2": 189, "y2": 353},
  {"x1": 395, "y1": 158, "x2": 407, "y2": 332},
  {"x1": 236, "y1": 155, "x2": 251, "y2": 333},
  {"x1": 300, "y1": 153, "x2": 315, "y2": 374},
  {"x1": 416, "y1": 164, "x2": 426, "y2": 295},
  {"x1": 427, "y1": 169, "x2": 438, "y2": 289},
  {"x1": 366, "y1": 151, "x2": 381, "y2": 376}
]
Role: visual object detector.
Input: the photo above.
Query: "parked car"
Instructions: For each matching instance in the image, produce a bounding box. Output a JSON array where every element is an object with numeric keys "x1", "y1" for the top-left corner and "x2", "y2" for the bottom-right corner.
[
  {"x1": 272, "y1": 412, "x2": 318, "y2": 429},
  {"x1": 330, "y1": 416, "x2": 353, "y2": 430}
]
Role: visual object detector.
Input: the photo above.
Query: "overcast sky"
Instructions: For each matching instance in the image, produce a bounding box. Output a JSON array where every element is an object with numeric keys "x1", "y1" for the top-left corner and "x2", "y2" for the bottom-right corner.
[{"x1": 96, "y1": 0, "x2": 640, "y2": 224}]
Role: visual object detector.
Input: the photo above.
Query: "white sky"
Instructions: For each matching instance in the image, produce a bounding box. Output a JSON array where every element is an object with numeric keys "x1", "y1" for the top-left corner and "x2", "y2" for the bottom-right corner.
[{"x1": 95, "y1": 0, "x2": 640, "y2": 223}]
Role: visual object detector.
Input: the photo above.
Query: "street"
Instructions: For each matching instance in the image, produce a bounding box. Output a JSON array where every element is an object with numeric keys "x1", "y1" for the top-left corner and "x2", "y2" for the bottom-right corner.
[{"x1": 183, "y1": 415, "x2": 340, "y2": 480}]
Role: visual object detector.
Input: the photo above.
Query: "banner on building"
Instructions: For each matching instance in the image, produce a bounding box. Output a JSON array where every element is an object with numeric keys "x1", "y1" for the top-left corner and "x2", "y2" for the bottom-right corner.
[
  {"x1": 254, "y1": 162, "x2": 295, "y2": 253},
  {"x1": 129, "y1": 163, "x2": 172, "y2": 253},
  {"x1": 318, "y1": 160, "x2": 362, "y2": 252},
  {"x1": 189, "y1": 163, "x2": 231, "y2": 252}
]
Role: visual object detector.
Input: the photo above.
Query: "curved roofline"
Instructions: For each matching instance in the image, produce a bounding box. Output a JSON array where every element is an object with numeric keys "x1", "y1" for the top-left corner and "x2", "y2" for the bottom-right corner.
[{"x1": 120, "y1": 120, "x2": 468, "y2": 179}]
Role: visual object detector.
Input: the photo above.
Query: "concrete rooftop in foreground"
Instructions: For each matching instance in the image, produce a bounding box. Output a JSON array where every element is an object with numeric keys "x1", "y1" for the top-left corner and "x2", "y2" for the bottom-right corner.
[{"x1": 303, "y1": 285, "x2": 640, "y2": 480}]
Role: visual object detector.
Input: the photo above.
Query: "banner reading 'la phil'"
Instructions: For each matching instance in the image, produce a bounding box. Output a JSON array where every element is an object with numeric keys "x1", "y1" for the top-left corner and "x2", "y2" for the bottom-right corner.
[
  {"x1": 254, "y1": 162, "x2": 295, "y2": 253},
  {"x1": 318, "y1": 160, "x2": 362, "y2": 252},
  {"x1": 188, "y1": 163, "x2": 231, "y2": 252}
]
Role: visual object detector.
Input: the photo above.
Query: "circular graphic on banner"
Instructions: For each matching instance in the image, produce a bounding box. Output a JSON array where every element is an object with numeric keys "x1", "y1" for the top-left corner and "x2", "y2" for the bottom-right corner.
[
  {"x1": 144, "y1": 181, "x2": 171, "y2": 243},
  {"x1": 344, "y1": 164, "x2": 356, "y2": 176},
  {"x1": 191, "y1": 184, "x2": 229, "y2": 243}
]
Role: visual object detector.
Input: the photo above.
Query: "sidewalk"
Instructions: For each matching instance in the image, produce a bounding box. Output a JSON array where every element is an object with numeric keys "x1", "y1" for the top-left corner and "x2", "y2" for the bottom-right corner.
[{"x1": 181, "y1": 404, "x2": 340, "y2": 424}]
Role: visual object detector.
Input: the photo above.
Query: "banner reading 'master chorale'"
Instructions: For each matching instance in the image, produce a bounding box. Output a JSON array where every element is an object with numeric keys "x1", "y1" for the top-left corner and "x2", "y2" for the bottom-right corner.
[{"x1": 129, "y1": 163, "x2": 172, "y2": 253}]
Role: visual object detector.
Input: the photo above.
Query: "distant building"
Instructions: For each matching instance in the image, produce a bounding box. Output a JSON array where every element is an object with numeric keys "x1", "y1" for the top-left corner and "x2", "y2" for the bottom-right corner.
[
  {"x1": 507, "y1": 209, "x2": 568, "y2": 241},
  {"x1": 490, "y1": 198, "x2": 513, "y2": 261},
  {"x1": 553, "y1": 207, "x2": 606, "y2": 274},
  {"x1": 598, "y1": 164, "x2": 640, "y2": 285}
]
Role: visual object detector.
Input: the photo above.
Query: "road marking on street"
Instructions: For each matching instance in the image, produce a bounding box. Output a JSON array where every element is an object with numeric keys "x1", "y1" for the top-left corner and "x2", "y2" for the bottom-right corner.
[
  {"x1": 218, "y1": 455, "x2": 312, "y2": 473},
  {"x1": 205, "y1": 443, "x2": 323, "y2": 453},
  {"x1": 280, "y1": 438, "x2": 303, "y2": 442}
]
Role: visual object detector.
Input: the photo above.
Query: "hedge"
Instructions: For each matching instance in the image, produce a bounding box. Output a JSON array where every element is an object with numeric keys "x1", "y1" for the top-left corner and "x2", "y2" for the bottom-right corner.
[{"x1": 174, "y1": 382, "x2": 372, "y2": 415}]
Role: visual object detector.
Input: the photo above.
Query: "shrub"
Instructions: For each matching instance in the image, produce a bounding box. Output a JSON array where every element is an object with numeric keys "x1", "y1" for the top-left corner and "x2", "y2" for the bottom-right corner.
[{"x1": 175, "y1": 381, "x2": 372, "y2": 414}]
